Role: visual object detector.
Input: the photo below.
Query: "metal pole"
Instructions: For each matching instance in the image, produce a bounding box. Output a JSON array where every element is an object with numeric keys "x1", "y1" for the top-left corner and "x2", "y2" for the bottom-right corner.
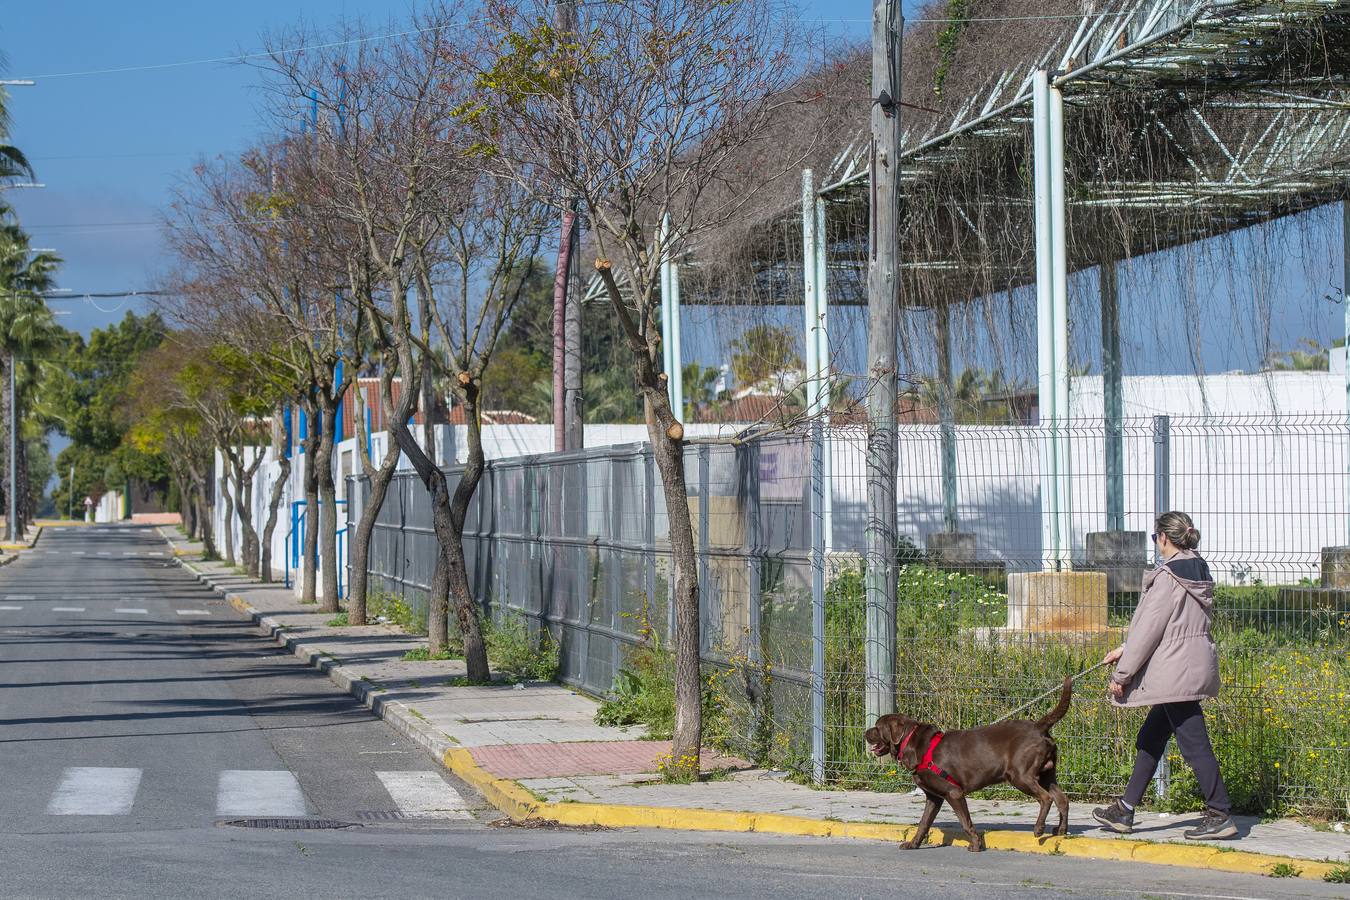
[
  {"x1": 660, "y1": 215, "x2": 675, "y2": 412},
  {"x1": 810, "y1": 417, "x2": 826, "y2": 782},
  {"x1": 1050, "y1": 79, "x2": 1072, "y2": 570},
  {"x1": 864, "y1": 0, "x2": 902, "y2": 722},
  {"x1": 803, "y1": 169, "x2": 834, "y2": 552},
  {"x1": 1344, "y1": 197, "x2": 1350, "y2": 542},
  {"x1": 69, "y1": 465, "x2": 75, "y2": 521},
  {"x1": 669, "y1": 249, "x2": 684, "y2": 422},
  {"x1": 1102, "y1": 257, "x2": 1125, "y2": 532},
  {"x1": 1151, "y1": 414, "x2": 1170, "y2": 799},
  {"x1": 1033, "y1": 69, "x2": 1057, "y2": 571},
  {"x1": 802, "y1": 169, "x2": 819, "y2": 412},
  {"x1": 936, "y1": 302, "x2": 957, "y2": 533},
  {"x1": 815, "y1": 191, "x2": 834, "y2": 553},
  {"x1": 8, "y1": 358, "x2": 15, "y2": 543},
  {"x1": 1153, "y1": 415, "x2": 1170, "y2": 563}
]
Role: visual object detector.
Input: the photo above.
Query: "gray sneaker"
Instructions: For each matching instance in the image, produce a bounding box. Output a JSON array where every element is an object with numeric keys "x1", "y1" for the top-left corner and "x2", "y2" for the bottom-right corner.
[
  {"x1": 1092, "y1": 799, "x2": 1135, "y2": 834},
  {"x1": 1184, "y1": 809, "x2": 1238, "y2": 840}
]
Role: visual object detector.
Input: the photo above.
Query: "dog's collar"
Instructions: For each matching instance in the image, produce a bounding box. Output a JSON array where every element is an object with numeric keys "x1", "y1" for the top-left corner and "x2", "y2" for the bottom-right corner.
[{"x1": 896, "y1": 724, "x2": 921, "y2": 761}]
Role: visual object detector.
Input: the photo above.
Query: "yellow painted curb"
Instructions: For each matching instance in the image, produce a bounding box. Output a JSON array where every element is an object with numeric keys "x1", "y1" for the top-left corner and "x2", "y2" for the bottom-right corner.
[{"x1": 440, "y1": 748, "x2": 1338, "y2": 881}]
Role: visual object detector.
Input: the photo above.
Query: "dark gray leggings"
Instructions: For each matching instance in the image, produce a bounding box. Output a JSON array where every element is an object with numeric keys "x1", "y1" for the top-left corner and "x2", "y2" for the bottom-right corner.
[{"x1": 1122, "y1": 701, "x2": 1230, "y2": 813}]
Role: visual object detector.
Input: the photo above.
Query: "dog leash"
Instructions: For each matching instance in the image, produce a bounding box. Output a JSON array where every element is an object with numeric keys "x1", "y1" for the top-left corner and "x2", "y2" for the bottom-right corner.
[{"x1": 988, "y1": 659, "x2": 1112, "y2": 725}]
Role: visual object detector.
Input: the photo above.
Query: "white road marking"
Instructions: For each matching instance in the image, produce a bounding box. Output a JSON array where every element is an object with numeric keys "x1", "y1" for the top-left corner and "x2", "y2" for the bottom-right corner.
[
  {"x1": 115, "y1": 608, "x2": 148, "y2": 615},
  {"x1": 175, "y1": 610, "x2": 210, "y2": 617},
  {"x1": 52, "y1": 607, "x2": 86, "y2": 613},
  {"x1": 375, "y1": 771, "x2": 472, "y2": 819},
  {"x1": 5, "y1": 595, "x2": 34, "y2": 600},
  {"x1": 47, "y1": 767, "x2": 143, "y2": 816},
  {"x1": 97, "y1": 551, "x2": 111, "y2": 556},
  {"x1": 0, "y1": 605, "x2": 22, "y2": 611},
  {"x1": 215, "y1": 771, "x2": 307, "y2": 817},
  {"x1": 72, "y1": 551, "x2": 85, "y2": 556}
]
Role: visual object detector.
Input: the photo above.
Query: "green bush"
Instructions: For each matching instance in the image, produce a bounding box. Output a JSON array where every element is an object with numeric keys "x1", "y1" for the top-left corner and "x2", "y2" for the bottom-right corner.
[
  {"x1": 368, "y1": 591, "x2": 425, "y2": 635},
  {"x1": 485, "y1": 612, "x2": 559, "y2": 682},
  {"x1": 817, "y1": 565, "x2": 1350, "y2": 816}
]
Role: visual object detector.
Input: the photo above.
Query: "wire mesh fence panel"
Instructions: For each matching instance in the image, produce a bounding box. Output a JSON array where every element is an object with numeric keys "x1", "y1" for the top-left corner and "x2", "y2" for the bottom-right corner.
[{"x1": 355, "y1": 415, "x2": 1349, "y2": 816}]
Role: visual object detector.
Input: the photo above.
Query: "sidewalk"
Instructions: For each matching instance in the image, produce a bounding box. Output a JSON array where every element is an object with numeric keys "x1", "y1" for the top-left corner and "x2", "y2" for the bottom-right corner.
[
  {"x1": 0, "y1": 522, "x2": 44, "y2": 559},
  {"x1": 161, "y1": 527, "x2": 1349, "y2": 882}
]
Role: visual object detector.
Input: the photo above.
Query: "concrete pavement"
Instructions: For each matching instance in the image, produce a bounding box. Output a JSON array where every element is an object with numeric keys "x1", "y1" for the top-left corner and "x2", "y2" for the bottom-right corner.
[{"x1": 163, "y1": 526, "x2": 1350, "y2": 883}]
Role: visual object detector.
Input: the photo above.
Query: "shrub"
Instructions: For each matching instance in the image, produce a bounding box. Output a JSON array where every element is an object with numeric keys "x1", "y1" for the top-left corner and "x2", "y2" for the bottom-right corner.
[
  {"x1": 367, "y1": 591, "x2": 425, "y2": 635},
  {"x1": 485, "y1": 612, "x2": 559, "y2": 682}
]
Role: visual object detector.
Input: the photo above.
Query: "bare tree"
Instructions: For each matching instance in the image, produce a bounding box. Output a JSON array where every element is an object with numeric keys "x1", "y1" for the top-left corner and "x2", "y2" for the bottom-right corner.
[{"x1": 467, "y1": 0, "x2": 805, "y2": 772}]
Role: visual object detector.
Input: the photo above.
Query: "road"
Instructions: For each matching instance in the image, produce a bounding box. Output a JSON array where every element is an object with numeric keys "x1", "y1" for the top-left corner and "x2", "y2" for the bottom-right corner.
[{"x1": 0, "y1": 526, "x2": 1342, "y2": 900}]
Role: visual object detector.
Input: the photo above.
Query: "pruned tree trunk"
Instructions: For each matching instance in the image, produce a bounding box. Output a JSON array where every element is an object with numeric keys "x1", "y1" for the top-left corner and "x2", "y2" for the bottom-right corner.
[
  {"x1": 316, "y1": 396, "x2": 340, "y2": 613},
  {"x1": 221, "y1": 473, "x2": 236, "y2": 567},
  {"x1": 301, "y1": 404, "x2": 320, "y2": 603},
  {"x1": 226, "y1": 445, "x2": 264, "y2": 579},
  {"x1": 391, "y1": 419, "x2": 489, "y2": 681},
  {"x1": 445, "y1": 377, "x2": 490, "y2": 668},
  {"x1": 427, "y1": 553, "x2": 450, "y2": 654},
  {"x1": 596, "y1": 260, "x2": 701, "y2": 770},
  {"x1": 260, "y1": 452, "x2": 290, "y2": 584},
  {"x1": 348, "y1": 361, "x2": 414, "y2": 626}
]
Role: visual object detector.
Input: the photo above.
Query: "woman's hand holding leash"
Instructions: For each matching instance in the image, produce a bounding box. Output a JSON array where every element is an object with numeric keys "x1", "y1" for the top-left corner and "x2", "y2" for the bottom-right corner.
[{"x1": 1102, "y1": 646, "x2": 1125, "y2": 698}]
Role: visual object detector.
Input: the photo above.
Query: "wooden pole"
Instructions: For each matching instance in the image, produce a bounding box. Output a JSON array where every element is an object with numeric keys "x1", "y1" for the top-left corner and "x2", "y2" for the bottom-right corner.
[{"x1": 865, "y1": 0, "x2": 902, "y2": 722}]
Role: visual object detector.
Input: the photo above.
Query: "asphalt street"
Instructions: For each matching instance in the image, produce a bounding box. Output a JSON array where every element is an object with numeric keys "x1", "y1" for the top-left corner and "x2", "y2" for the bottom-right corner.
[{"x1": 0, "y1": 525, "x2": 1343, "y2": 900}]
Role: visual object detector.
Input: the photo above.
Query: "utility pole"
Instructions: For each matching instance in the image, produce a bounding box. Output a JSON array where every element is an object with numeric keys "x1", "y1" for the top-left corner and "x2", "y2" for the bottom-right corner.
[
  {"x1": 553, "y1": 0, "x2": 583, "y2": 452},
  {"x1": 864, "y1": 0, "x2": 902, "y2": 723}
]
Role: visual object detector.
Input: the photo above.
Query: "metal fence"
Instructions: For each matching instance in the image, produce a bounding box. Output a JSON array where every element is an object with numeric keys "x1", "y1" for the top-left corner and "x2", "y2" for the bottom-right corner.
[{"x1": 351, "y1": 415, "x2": 1350, "y2": 817}]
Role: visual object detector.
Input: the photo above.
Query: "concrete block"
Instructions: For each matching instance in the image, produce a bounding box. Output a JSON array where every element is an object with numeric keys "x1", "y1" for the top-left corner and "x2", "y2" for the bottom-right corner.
[
  {"x1": 1006, "y1": 571, "x2": 1108, "y2": 632},
  {"x1": 1320, "y1": 545, "x2": 1350, "y2": 588},
  {"x1": 1086, "y1": 531, "x2": 1148, "y2": 594},
  {"x1": 926, "y1": 532, "x2": 977, "y2": 565}
]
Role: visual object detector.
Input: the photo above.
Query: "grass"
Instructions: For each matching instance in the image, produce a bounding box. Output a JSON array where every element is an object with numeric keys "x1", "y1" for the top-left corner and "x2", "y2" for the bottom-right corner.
[
  {"x1": 402, "y1": 646, "x2": 458, "y2": 661},
  {"x1": 809, "y1": 563, "x2": 1350, "y2": 817},
  {"x1": 367, "y1": 591, "x2": 426, "y2": 635},
  {"x1": 1267, "y1": 862, "x2": 1301, "y2": 878},
  {"x1": 484, "y1": 612, "x2": 560, "y2": 682},
  {"x1": 325, "y1": 612, "x2": 349, "y2": 627},
  {"x1": 1323, "y1": 861, "x2": 1350, "y2": 883}
]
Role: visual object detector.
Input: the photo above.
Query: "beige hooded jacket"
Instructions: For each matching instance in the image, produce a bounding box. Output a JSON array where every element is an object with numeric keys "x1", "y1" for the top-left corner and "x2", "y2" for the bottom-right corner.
[{"x1": 1111, "y1": 550, "x2": 1220, "y2": 708}]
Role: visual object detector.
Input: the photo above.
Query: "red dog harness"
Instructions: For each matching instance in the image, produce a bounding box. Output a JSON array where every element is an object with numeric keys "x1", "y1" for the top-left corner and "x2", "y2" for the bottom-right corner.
[{"x1": 897, "y1": 725, "x2": 963, "y2": 790}]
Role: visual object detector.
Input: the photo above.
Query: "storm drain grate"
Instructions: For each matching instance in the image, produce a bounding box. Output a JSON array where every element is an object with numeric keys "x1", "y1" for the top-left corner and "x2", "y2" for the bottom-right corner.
[
  {"x1": 352, "y1": 810, "x2": 410, "y2": 822},
  {"x1": 221, "y1": 817, "x2": 359, "y2": 830}
]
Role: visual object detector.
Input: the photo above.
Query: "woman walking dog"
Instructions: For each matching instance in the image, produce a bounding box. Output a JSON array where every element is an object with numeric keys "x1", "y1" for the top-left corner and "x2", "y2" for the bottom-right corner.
[{"x1": 1093, "y1": 511, "x2": 1238, "y2": 840}]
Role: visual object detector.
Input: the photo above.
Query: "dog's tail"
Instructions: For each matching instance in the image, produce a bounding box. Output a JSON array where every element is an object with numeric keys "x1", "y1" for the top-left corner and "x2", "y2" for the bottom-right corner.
[{"x1": 1035, "y1": 677, "x2": 1073, "y2": 731}]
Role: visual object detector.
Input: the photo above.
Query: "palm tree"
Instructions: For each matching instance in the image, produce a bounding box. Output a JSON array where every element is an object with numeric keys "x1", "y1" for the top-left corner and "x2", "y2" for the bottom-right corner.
[
  {"x1": 0, "y1": 78, "x2": 34, "y2": 184},
  {"x1": 0, "y1": 213, "x2": 61, "y2": 535}
]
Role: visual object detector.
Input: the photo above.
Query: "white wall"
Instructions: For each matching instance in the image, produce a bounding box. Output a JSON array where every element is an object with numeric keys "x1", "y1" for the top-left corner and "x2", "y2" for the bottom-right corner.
[{"x1": 213, "y1": 371, "x2": 1348, "y2": 589}]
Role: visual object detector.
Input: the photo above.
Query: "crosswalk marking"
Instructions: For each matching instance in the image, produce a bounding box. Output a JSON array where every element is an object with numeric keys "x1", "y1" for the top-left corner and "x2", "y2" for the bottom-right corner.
[
  {"x1": 176, "y1": 610, "x2": 210, "y2": 617},
  {"x1": 47, "y1": 767, "x2": 143, "y2": 816},
  {"x1": 5, "y1": 595, "x2": 34, "y2": 600},
  {"x1": 52, "y1": 607, "x2": 86, "y2": 613},
  {"x1": 216, "y1": 770, "x2": 307, "y2": 817},
  {"x1": 115, "y1": 608, "x2": 148, "y2": 615},
  {"x1": 376, "y1": 771, "x2": 472, "y2": 819}
]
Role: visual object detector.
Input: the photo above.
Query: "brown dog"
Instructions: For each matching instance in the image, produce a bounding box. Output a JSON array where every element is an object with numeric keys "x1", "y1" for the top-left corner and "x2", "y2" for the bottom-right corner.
[{"x1": 863, "y1": 678, "x2": 1072, "y2": 851}]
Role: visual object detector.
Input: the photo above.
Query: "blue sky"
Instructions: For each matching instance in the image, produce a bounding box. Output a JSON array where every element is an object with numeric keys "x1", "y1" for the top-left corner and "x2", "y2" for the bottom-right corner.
[
  {"x1": 2, "y1": 1, "x2": 1340, "y2": 382},
  {"x1": 0, "y1": 2, "x2": 892, "y2": 337}
]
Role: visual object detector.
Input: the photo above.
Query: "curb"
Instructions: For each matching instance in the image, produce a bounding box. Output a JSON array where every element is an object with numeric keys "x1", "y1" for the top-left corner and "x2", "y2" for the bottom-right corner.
[
  {"x1": 0, "y1": 525, "x2": 44, "y2": 563},
  {"x1": 440, "y1": 748, "x2": 1338, "y2": 881},
  {"x1": 167, "y1": 545, "x2": 1340, "y2": 883},
  {"x1": 172, "y1": 557, "x2": 460, "y2": 765}
]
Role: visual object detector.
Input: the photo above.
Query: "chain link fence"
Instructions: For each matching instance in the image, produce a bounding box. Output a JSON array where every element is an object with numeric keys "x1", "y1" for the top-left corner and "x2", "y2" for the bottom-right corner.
[{"x1": 350, "y1": 414, "x2": 1350, "y2": 817}]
